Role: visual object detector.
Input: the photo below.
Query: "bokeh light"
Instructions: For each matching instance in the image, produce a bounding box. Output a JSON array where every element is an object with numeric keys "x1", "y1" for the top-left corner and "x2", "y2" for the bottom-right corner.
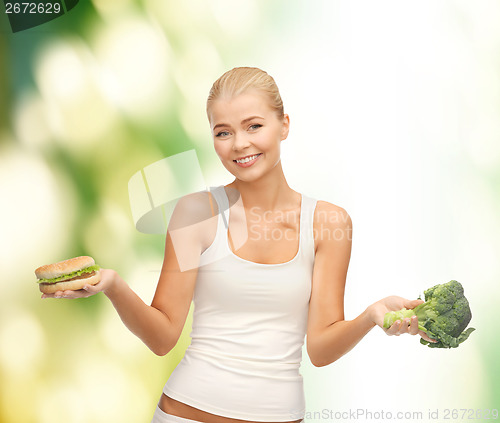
[
  {"x1": 13, "y1": 90, "x2": 52, "y2": 148},
  {"x1": 0, "y1": 147, "x2": 74, "y2": 294},
  {"x1": 92, "y1": 15, "x2": 171, "y2": 121},
  {"x1": 34, "y1": 38, "x2": 117, "y2": 147},
  {"x1": 0, "y1": 308, "x2": 46, "y2": 375}
]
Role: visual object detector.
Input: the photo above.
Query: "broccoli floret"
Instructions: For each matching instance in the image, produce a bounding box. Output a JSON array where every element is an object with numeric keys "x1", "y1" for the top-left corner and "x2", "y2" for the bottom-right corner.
[{"x1": 383, "y1": 280, "x2": 475, "y2": 348}]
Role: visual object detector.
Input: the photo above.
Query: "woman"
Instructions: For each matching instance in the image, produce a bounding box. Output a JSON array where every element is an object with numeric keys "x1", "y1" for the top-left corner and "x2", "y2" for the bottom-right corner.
[{"x1": 43, "y1": 67, "x2": 435, "y2": 423}]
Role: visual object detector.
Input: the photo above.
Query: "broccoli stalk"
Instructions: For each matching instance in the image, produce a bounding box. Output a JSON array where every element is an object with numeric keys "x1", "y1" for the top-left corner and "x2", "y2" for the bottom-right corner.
[
  {"x1": 383, "y1": 280, "x2": 475, "y2": 349},
  {"x1": 383, "y1": 304, "x2": 434, "y2": 334}
]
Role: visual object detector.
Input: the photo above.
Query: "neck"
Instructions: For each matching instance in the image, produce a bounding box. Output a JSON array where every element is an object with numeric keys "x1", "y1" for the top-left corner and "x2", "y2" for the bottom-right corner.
[{"x1": 228, "y1": 160, "x2": 297, "y2": 211}]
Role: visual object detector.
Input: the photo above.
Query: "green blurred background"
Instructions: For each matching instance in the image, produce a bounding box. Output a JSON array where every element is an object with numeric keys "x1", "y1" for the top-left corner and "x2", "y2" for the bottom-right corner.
[{"x1": 1, "y1": 1, "x2": 499, "y2": 422}]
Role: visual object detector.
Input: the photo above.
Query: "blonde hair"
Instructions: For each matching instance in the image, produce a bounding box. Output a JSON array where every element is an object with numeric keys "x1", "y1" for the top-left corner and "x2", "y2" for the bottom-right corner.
[{"x1": 206, "y1": 67, "x2": 284, "y2": 122}]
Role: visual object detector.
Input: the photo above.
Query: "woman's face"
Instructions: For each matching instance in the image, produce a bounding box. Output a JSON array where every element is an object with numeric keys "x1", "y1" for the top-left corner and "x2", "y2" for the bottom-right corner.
[{"x1": 209, "y1": 89, "x2": 290, "y2": 183}]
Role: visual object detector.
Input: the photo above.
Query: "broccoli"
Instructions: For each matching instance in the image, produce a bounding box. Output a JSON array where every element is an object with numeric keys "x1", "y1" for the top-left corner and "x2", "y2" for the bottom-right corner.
[{"x1": 383, "y1": 280, "x2": 475, "y2": 348}]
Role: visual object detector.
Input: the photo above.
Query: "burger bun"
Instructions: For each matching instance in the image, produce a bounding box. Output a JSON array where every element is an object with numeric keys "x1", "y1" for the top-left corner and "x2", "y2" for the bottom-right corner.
[
  {"x1": 38, "y1": 271, "x2": 101, "y2": 294},
  {"x1": 35, "y1": 256, "x2": 96, "y2": 280}
]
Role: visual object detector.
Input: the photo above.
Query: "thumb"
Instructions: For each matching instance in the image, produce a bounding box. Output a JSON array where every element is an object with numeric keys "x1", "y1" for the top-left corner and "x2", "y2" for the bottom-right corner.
[
  {"x1": 82, "y1": 283, "x2": 100, "y2": 294},
  {"x1": 404, "y1": 298, "x2": 424, "y2": 309}
]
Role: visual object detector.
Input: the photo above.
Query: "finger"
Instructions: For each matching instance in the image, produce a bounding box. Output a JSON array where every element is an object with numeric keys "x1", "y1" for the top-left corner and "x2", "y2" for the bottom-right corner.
[
  {"x1": 386, "y1": 320, "x2": 402, "y2": 335},
  {"x1": 419, "y1": 331, "x2": 438, "y2": 343},
  {"x1": 54, "y1": 290, "x2": 78, "y2": 299},
  {"x1": 82, "y1": 283, "x2": 101, "y2": 295},
  {"x1": 399, "y1": 318, "x2": 411, "y2": 334},
  {"x1": 408, "y1": 316, "x2": 419, "y2": 335},
  {"x1": 41, "y1": 291, "x2": 65, "y2": 299},
  {"x1": 63, "y1": 290, "x2": 79, "y2": 298},
  {"x1": 53, "y1": 290, "x2": 64, "y2": 298},
  {"x1": 52, "y1": 289, "x2": 90, "y2": 299},
  {"x1": 63, "y1": 288, "x2": 97, "y2": 299},
  {"x1": 403, "y1": 299, "x2": 424, "y2": 309}
]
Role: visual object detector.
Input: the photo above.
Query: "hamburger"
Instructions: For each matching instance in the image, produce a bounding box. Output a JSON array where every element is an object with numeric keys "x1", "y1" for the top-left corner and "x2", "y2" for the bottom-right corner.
[{"x1": 35, "y1": 256, "x2": 101, "y2": 294}]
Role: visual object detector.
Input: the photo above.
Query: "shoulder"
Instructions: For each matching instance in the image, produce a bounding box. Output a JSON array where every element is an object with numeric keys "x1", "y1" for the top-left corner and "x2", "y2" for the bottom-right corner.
[
  {"x1": 313, "y1": 200, "x2": 352, "y2": 229},
  {"x1": 167, "y1": 190, "x2": 220, "y2": 253},
  {"x1": 169, "y1": 190, "x2": 219, "y2": 230},
  {"x1": 312, "y1": 200, "x2": 352, "y2": 249}
]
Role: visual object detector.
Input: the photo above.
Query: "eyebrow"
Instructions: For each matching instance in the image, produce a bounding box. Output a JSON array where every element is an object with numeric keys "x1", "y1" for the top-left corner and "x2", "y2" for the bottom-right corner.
[{"x1": 212, "y1": 115, "x2": 264, "y2": 131}]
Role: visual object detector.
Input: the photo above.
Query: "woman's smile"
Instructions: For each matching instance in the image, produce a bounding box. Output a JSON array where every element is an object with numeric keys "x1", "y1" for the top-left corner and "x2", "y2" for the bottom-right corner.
[{"x1": 233, "y1": 153, "x2": 262, "y2": 167}]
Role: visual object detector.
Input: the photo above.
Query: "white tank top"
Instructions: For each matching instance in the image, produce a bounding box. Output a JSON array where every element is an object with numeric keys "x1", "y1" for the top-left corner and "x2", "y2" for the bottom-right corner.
[{"x1": 163, "y1": 185, "x2": 318, "y2": 421}]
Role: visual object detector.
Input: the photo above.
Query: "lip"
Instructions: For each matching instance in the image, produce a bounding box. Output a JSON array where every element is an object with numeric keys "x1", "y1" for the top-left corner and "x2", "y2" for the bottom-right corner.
[
  {"x1": 234, "y1": 153, "x2": 261, "y2": 161},
  {"x1": 233, "y1": 153, "x2": 262, "y2": 168}
]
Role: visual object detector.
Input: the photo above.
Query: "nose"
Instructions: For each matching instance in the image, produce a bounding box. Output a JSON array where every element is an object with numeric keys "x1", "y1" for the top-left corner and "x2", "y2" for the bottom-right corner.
[{"x1": 232, "y1": 131, "x2": 251, "y2": 152}]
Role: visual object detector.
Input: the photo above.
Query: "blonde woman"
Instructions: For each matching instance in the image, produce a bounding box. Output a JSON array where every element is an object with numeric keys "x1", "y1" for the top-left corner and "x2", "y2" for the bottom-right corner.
[{"x1": 43, "y1": 67, "x2": 435, "y2": 423}]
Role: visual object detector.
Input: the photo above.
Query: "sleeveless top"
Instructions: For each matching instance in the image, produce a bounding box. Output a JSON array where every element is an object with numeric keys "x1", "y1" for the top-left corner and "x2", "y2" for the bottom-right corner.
[{"x1": 163, "y1": 185, "x2": 318, "y2": 421}]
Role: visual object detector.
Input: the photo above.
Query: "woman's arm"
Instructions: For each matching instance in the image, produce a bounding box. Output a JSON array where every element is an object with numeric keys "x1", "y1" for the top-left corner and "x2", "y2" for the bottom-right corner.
[
  {"x1": 306, "y1": 202, "x2": 431, "y2": 367},
  {"x1": 98, "y1": 251, "x2": 197, "y2": 356},
  {"x1": 102, "y1": 223, "x2": 200, "y2": 356},
  {"x1": 306, "y1": 201, "x2": 356, "y2": 367},
  {"x1": 42, "y1": 192, "x2": 215, "y2": 356}
]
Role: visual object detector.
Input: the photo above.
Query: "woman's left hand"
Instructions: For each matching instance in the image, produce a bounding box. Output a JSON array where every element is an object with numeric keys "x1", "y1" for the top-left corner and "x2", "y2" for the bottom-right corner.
[{"x1": 367, "y1": 296, "x2": 437, "y2": 343}]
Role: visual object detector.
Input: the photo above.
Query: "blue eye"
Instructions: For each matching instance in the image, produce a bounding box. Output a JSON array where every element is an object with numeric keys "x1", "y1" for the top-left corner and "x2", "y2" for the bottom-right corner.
[
  {"x1": 215, "y1": 131, "x2": 230, "y2": 137},
  {"x1": 249, "y1": 124, "x2": 262, "y2": 130}
]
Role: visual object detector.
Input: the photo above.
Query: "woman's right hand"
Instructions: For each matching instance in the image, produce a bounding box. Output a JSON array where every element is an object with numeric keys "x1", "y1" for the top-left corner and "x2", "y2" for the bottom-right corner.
[
  {"x1": 41, "y1": 268, "x2": 118, "y2": 299},
  {"x1": 367, "y1": 295, "x2": 437, "y2": 344}
]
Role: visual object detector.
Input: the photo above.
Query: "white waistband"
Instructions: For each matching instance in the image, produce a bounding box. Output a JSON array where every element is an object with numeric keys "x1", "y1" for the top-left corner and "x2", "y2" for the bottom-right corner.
[
  {"x1": 152, "y1": 404, "x2": 305, "y2": 423},
  {"x1": 151, "y1": 405, "x2": 203, "y2": 423}
]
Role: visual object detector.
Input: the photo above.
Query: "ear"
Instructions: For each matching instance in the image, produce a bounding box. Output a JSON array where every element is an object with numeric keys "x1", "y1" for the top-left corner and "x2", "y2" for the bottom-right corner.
[{"x1": 281, "y1": 114, "x2": 290, "y2": 140}]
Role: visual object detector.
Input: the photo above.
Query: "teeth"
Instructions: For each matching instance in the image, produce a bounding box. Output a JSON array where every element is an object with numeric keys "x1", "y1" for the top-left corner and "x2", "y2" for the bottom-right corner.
[{"x1": 236, "y1": 154, "x2": 259, "y2": 164}]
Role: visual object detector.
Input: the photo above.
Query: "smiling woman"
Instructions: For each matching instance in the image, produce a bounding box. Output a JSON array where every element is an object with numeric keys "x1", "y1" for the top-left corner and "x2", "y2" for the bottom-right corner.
[{"x1": 43, "y1": 67, "x2": 435, "y2": 423}]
